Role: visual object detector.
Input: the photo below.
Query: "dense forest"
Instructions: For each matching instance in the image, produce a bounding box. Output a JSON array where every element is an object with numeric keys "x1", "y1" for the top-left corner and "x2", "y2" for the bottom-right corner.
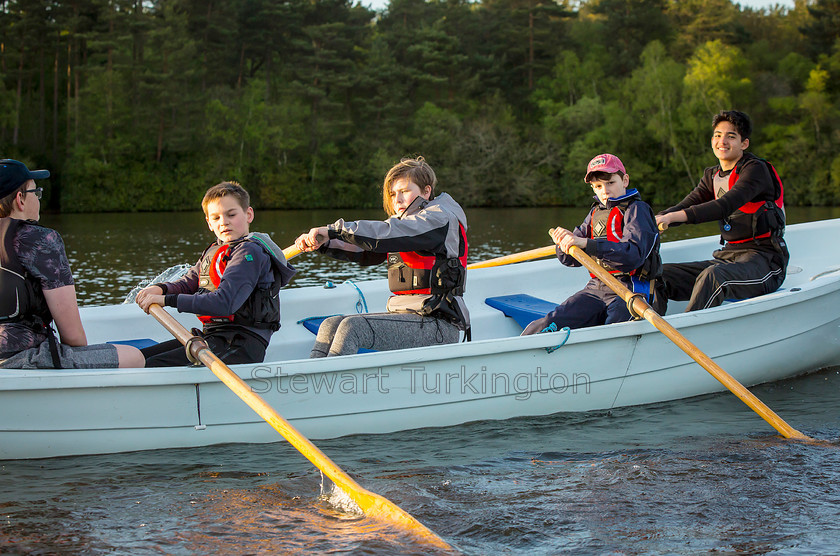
[{"x1": 0, "y1": 0, "x2": 838, "y2": 212}]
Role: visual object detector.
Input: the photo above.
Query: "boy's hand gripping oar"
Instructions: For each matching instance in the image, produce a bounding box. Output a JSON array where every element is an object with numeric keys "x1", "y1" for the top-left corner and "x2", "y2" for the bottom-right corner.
[
  {"x1": 551, "y1": 230, "x2": 813, "y2": 441},
  {"x1": 147, "y1": 304, "x2": 453, "y2": 550}
]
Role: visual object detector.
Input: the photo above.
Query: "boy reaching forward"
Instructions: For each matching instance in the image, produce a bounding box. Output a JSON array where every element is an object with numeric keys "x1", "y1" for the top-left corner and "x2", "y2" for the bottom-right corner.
[
  {"x1": 136, "y1": 182, "x2": 296, "y2": 367},
  {"x1": 522, "y1": 154, "x2": 662, "y2": 335}
]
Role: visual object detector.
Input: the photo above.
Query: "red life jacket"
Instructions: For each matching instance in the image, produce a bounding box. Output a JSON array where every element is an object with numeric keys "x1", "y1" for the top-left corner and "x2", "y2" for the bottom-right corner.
[
  {"x1": 197, "y1": 244, "x2": 234, "y2": 324},
  {"x1": 196, "y1": 238, "x2": 285, "y2": 331},
  {"x1": 588, "y1": 192, "x2": 661, "y2": 281},
  {"x1": 388, "y1": 224, "x2": 468, "y2": 295},
  {"x1": 716, "y1": 157, "x2": 785, "y2": 244}
]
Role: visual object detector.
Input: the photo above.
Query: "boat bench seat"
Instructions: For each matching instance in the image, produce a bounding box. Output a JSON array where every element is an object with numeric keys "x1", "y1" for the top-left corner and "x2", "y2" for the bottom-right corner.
[
  {"x1": 298, "y1": 315, "x2": 335, "y2": 335},
  {"x1": 484, "y1": 294, "x2": 558, "y2": 329},
  {"x1": 108, "y1": 338, "x2": 158, "y2": 349}
]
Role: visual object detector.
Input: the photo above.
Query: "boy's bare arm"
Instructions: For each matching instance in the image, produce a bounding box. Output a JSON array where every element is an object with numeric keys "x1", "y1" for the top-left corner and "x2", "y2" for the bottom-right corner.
[{"x1": 43, "y1": 285, "x2": 87, "y2": 346}]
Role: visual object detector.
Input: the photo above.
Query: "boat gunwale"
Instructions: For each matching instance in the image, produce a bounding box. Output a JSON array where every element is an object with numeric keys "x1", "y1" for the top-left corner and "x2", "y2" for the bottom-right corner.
[{"x1": 2, "y1": 263, "x2": 839, "y2": 390}]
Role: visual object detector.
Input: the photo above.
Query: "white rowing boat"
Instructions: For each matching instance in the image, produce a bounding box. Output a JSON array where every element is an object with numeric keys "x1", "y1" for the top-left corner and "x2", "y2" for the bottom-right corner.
[{"x1": 3, "y1": 218, "x2": 840, "y2": 460}]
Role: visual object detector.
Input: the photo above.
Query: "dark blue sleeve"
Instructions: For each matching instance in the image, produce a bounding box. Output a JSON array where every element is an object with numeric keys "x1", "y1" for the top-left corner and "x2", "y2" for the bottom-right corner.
[
  {"x1": 593, "y1": 202, "x2": 659, "y2": 273},
  {"x1": 175, "y1": 242, "x2": 270, "y2": 317}
]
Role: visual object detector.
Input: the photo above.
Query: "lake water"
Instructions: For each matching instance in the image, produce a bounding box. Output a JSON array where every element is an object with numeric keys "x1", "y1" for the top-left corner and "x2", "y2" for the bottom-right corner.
[{"x1": 3, "y1": 207, "x2": 840, "y2": 554}]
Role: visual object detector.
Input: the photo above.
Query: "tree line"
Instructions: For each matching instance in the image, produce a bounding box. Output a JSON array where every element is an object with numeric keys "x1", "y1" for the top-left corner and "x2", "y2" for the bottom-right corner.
[{"x1": 0, "y1": 0, "x2": 838, "y2": 212}]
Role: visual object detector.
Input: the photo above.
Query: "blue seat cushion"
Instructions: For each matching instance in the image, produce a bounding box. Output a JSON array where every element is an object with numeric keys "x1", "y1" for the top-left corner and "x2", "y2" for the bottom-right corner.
[
  {"x1": 297, "y1": 316, "x2": 378, "y2": 353},
  {"x1": 297, "y1": 315, "x2": 344, "y2": 335},
  {"x1": 108, "y1": 338, "x2": 158, "y2": 349},
  {"x1": 485, "y1": 294, "x2": 558, "y2": 329}
]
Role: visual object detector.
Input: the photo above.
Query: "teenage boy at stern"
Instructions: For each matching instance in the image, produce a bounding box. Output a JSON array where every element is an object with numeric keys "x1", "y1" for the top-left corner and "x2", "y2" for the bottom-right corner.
[
  {"x1": 0, "y1": 159, "x2": 144, "y2": 369},
  {"x1": 522, "y1": 154, "x2": 662, "y2": 335},
  {"x1": 655, "y1": 110, "x2": 788, "y2": 312},
  {"x1": 136, "y1": 182, "x2": 296, "y2": 367}
]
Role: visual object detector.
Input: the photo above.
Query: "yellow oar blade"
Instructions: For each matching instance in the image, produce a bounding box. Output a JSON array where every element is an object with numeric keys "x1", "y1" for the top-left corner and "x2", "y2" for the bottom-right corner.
[
  {"x1": 468, "y1": 245, "x2": 556, "y2": 269},
  {"x1": 560, "y1": 238, "x2": 812, "y2": 441},
  {"x1": 148, "y1": 304, "x2": 452, "y2": 550}
]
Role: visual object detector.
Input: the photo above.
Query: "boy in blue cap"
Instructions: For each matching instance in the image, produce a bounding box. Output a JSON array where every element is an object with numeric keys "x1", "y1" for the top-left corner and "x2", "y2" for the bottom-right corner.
[
  {"x1": 0, "y1": 159, "x2": 144, "y2": 368},
  {"x1": 522, "y1": 153, "x2": 662, "y2": 335}
]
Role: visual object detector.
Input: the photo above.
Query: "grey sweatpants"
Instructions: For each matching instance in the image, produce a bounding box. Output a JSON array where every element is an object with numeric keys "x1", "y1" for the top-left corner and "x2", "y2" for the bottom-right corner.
[
  {"x1": 0, "y1": 340, "x2": 119, "y2": 369},
  {"x1": 310, "y1": 312, "x2": 460, "y2": 357}
]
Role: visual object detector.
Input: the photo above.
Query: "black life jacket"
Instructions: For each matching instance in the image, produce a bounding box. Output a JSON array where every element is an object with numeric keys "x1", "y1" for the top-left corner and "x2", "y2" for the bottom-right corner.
[
  {"x1": 387, "y1": 223, "x2": 470, "y2": 334},
  {"x1": 196, "y1": 234, "x2": 292, "y2": 331},
  {"x1": 588, "y1": 191, "x2": 661, "y2": 281},
  {"x1": 0, "y1": 218, "x2": 53, "y2": 332},
  {"x1": 716, "y1": 156, "x2": 785, "y2": 245},
  {"x1": 387, "y1": 223, "x2": 468, "y2": 296},
  {"x1": 387, "y1": 250, "x2": 434, "y2": 294}
]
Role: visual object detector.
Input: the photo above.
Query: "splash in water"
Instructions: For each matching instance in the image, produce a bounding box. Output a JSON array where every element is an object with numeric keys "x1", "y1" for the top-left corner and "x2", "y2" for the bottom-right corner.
[
  {"x1": 320, "y1": 471, "x2": 363, "y2": 517},
  {"x1": 122, "y1": 263, "x2": 192, "y2": 304}
]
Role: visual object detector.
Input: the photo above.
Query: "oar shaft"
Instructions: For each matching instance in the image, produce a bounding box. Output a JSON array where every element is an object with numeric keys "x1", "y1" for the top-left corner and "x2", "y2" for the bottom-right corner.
[
  {"x1": 148, "y1": 304, "x2": 452, "y2": 549},
  {"x1": 289, "y1": 239, "x2": 554, "y2": 271},
  {"x1": 566, "y1": 245, "x2": 811, "y2": 441},
  {"x1": 638, "y1": 305, "x2": 809, "y2": 440},
  {"x1": 467, "y1": 245, "x2": 556, "y2": 269},
  {"x1": 283, "y1": 245, "x2": 302, "y2": 260}
]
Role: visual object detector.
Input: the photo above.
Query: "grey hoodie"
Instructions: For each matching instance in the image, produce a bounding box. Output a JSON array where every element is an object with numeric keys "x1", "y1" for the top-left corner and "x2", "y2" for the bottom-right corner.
[{"x1": 319, "y1": 192, "x2": 470, "y2": 329}]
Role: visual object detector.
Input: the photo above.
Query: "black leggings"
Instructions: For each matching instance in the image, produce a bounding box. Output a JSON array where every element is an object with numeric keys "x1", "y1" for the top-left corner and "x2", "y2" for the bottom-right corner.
[{"x1": 142, "y1": 329, "x2": 267, "y2": 367}]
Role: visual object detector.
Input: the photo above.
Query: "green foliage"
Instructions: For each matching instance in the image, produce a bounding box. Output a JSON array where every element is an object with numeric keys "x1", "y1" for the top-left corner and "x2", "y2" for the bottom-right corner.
[{"x1": 0, "y1": 0, "x2": 839, "y2": 211}]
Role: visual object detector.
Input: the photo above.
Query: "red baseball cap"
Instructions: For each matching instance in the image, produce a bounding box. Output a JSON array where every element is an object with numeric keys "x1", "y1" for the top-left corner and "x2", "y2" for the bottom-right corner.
[{"x1": 584, "y1": 153, "x2": 625, "y2": 183}]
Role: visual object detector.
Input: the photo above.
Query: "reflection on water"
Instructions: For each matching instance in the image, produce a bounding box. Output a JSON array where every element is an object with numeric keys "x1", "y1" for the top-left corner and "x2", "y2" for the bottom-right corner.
[
  {"x1": 3, "y1": 368, "x2": 840, "y2": 554},
  {"x1": 2, "y1": 367, "x2": 840, "y2": 554},
  {"x1": 40, "y1": 206, "x2": 840, "y2": 306}
]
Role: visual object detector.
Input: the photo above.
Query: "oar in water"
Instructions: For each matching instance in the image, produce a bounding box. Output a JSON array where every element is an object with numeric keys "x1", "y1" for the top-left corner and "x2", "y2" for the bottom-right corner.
[
  {"x1": 551, "y1": 231, "x2": 813, "y2": 441},
  {"x1": 147, "y1": 304, "x2": 453, "y2": 550}
]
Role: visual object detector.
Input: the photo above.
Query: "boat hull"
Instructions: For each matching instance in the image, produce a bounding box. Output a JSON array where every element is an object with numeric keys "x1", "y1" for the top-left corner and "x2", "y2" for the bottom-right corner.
[{"x1": 3, "y1": 219, "x2": 840, "y2": 459}]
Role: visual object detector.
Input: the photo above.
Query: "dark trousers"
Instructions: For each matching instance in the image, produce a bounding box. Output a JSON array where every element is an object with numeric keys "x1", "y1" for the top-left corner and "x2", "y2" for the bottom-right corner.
[
  {"x1": 522, "y1": 278, "x2": 634, "y2": 335},
  {"x1": 141, "y1": 329, "x2": 267, "y2": 367},
  {"x1": 662, "y1": 248, "x2": 786, "y2": 312}
]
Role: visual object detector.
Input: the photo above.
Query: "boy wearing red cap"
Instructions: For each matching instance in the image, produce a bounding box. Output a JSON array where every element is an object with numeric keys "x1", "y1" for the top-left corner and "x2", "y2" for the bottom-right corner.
[
  {"x1": 522, "y1": 153, "x2": 662, "y2": 335},
  {"x1": 655, "y1": 110, "x2": 787, "y2": 311},
  {"x1": 0, "y1": 159, "x2": 144, "y2": 369}
]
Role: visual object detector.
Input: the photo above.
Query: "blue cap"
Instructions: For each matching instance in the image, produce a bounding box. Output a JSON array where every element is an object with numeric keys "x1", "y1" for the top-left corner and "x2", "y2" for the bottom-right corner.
[{"x1": 0, "y1": 159, "x2": 49, "y2": 199}]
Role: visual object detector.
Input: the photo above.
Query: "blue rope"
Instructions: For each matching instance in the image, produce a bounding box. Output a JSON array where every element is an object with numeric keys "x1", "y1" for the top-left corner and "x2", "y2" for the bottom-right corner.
[
  {"x1": 344, "y1": 280, "x2": 368, "y2": 313},
  {"x1": 540, "y1": 323, "x2": 571, "y2": 354}
]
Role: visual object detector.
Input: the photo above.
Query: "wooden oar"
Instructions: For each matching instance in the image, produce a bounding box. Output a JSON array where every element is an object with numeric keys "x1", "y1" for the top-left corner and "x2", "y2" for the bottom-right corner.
[
  {"x1": 467, "y1": 245, "x2": 556, "y2": 269},
  {"x1": 287, "y1": 239, "x2": 555, "y2": 270},
  {"x1": 148, "y1": 304, "x2": 453, "y2": 550},
  {"x1": 282, "y1": 244, "x2": 302, "y2": 260},
  {"x1": 557, "y1": 237, "x2": 812, "y2": 441}
]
